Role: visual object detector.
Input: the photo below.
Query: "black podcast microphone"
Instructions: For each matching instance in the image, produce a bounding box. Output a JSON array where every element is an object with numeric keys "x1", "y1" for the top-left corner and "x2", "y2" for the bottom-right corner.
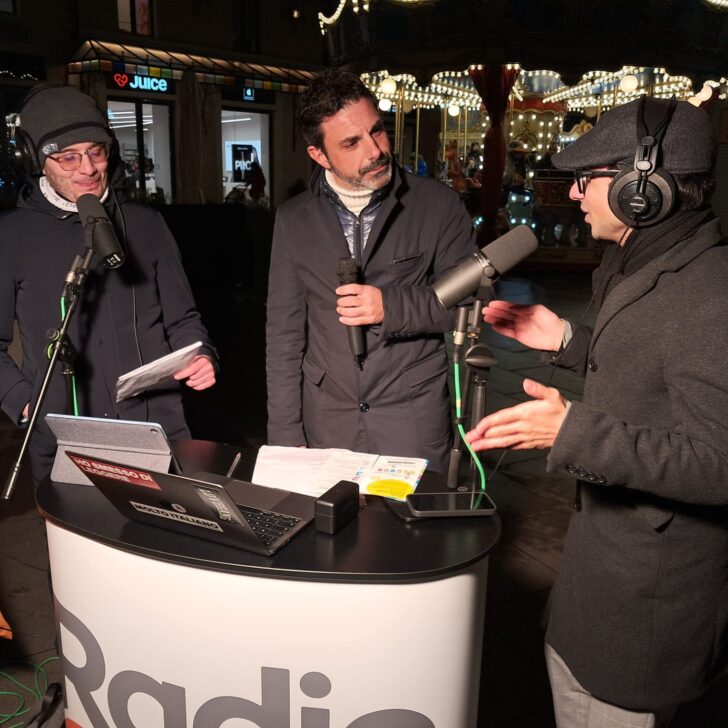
[
  {"x1": 336, "y1": 257, "x2": 366, "y2": 367},
  {"x1": 76, "y1": 193, "x2": 125, "y2": 269},
  {"x1": 432, "y1": 225, "x2": 538, "y2": 309}
]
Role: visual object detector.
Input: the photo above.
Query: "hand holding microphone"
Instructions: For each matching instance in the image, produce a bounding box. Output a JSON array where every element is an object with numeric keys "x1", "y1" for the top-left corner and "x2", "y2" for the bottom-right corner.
[
  {"x1": 76, "y1": 193, "x2": 125, "y2": 269},
  {"x1": 336, "y1": 257, "x2": 383, "y2": 367}
]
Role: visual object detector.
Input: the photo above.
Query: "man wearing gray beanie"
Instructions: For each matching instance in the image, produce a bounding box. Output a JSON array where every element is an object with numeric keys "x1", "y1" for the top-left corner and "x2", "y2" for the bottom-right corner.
[
  {"x1": 467, "y1": 96, "x2": 728, "y2": 726},
  {"x1": 0, "y1": 85, "x2": 218, "y2": 485}
]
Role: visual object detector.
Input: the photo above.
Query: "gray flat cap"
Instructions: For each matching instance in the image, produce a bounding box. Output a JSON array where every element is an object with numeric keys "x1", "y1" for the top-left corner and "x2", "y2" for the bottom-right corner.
[{"x1": 552, "y1": 97, "x2": 716, "y2": 174}]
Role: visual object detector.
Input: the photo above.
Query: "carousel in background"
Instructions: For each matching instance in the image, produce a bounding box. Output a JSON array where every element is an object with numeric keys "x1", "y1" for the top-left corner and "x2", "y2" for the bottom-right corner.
[{"x1": 318, "y1": 0, "x2": 728, "y2": 267}]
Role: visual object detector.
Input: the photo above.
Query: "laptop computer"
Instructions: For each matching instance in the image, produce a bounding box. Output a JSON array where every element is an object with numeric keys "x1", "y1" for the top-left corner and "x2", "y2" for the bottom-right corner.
[
  {"x1": 65, "y1": 450, "x2": 315, "y2": 556},
  {"x1": 46, "y1": 414, "x2": 182, "y2": 486}
]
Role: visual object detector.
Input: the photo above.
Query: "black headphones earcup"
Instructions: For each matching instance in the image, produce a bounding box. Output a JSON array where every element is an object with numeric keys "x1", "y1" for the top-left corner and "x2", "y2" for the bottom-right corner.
[
  {"x1": 11, "y1": 125, "x2": 42, "y2": 177},
  {"x1": 608, "y1": 167, "x2": 676, "y2": 226}
]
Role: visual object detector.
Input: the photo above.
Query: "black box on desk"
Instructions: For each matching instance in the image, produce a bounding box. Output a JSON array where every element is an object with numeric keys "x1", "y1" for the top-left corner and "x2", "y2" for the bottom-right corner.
[{"x1": 315, "y1": 480, "x2": 359, "y2": 534}]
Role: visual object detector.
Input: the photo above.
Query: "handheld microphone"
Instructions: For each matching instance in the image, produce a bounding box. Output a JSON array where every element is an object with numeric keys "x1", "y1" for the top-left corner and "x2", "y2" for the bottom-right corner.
[
  {"x1": 432, "y1": 225, "x2": 538, "y2": 309},
  {"x1": 76, "y1": 193, "x2": 125, "y2": 269},
  {"x1": 336, "y1": 257, "x2": 366, "y2": 366}
]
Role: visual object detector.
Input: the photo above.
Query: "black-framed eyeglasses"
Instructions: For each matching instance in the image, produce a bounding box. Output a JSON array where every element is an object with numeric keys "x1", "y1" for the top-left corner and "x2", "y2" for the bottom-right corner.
[
  {"x1": 574, "y1": 169, "x2": 620, "y2": 195},
  {"x1": 46, "y1": 143, "x2": 110, "y2": 171}
]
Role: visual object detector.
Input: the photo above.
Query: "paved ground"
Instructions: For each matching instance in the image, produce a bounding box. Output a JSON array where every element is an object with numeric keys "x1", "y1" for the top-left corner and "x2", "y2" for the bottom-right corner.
[{"x1": 0, "y1": 270, "x2": 725, "y2": 726}]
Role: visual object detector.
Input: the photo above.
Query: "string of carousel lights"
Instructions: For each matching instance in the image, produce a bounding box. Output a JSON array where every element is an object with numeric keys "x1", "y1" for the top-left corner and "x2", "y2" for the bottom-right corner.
[
  {"x1": 362, "y1": 66, "x2": 569, "y2": 159},
  {"x1": 542, "y1": 67, "x2": 695, "y2": 111}
]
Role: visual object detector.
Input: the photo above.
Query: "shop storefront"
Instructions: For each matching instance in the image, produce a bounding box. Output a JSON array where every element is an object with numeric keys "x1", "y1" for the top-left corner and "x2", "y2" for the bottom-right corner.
[
  {"x1": 219, "y1": 85, "x2": 275, "y2": 205},
  {"x1": 68, "y1": 40, "x2": 315, "y2": 206},
  {"x1": 104, "y1": 70, "x2": 176, "y2": 203}
]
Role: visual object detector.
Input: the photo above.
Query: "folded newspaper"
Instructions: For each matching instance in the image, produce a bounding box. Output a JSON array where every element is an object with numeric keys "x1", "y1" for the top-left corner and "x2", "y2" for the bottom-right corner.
[{"x1": 115, "y1": 341, "x2": 203, "y2": 402}]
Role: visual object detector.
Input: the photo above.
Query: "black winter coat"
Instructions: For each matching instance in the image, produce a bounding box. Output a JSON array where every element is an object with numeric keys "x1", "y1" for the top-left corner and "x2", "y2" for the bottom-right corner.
[
  {"x1": 266, "y1": 165, "x2": 478, "y2": 473},
  {"x1": 0, "y1": 184, "x2": 216, "y2": 484}
]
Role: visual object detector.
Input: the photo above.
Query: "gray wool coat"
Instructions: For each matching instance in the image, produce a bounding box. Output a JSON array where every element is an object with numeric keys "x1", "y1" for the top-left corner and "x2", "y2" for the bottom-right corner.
[
  {"x1": 545, "y1": 215, "x2": 728, "y2": 711},
  {"x1": 266, "y1": 165, "x2": 478, "y2": 473}
]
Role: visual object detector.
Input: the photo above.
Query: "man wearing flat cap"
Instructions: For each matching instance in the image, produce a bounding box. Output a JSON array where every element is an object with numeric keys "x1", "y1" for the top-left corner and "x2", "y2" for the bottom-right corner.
[
  {"x1": 0, "y1": 85, "x2": 217, "y2": 485},
  {"x1": 467, "y1": 96, "x2": 728, "y2": 726}
]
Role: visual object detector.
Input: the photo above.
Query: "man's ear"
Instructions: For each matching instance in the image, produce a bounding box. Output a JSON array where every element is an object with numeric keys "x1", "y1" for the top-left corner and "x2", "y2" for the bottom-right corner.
[{"x1": 307, "y1": 145, "x2": 330, "y2": 170}]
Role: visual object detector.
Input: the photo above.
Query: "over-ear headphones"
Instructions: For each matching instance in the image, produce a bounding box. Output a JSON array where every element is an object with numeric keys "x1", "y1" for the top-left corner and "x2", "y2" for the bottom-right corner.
[
  {"x1": 6, "y1": 114, "x2": 42, "y2": 177},
  {"x1": 7, "y1": 84, "x2": 118, "y2": 178},
  {"x1": 608, "y1": 96, "x2": 677, "y2": 227}
]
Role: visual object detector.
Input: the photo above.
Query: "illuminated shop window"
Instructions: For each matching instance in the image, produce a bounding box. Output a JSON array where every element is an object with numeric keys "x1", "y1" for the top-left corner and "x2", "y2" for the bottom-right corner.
[
  {"x1": 221, "y1": 109, "x2": 270, "y2": 205},
  {"x1": 108, "y1": 100, "x2": 172, "y2": 203}
]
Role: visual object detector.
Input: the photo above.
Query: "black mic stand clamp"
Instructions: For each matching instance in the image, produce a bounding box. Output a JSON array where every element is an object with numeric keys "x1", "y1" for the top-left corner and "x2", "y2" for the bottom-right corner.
[
  {"x1": 46, "y1": 326, "x2": 78, "y2": 414},
  {"x1": 2, "y1": 243, "x2": 96, "y2": 501},
  {"x1": 446, "y1": 277, "x2": 498, "y2": 490}
]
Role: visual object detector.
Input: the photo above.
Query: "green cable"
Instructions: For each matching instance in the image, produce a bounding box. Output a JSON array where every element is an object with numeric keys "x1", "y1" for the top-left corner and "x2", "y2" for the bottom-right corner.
[
  {"x1": 0, "y1": 690, "x2": 27, "y2": 725},
  {"x1": 0, "y1": 656, "x2": 60, "y2": 726},
  {"x1": 33, "y1": 656, "x2": 58, "y2": 702},
  {"x1": 453, "y1": 360, "x2": 487, "y2": 492},
  {"x1": 60, "y1": 296, "x2": 80, "y2": 417}
]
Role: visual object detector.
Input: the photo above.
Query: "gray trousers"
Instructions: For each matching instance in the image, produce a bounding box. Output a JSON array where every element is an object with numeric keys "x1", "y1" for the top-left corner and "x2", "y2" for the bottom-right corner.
[{"x1": 545, "y1": 644, "x2": 677, "y2": 728}]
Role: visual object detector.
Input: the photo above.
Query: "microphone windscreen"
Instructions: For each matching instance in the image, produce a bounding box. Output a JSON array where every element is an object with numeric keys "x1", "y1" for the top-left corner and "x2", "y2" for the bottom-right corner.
[
  {"x1": 76, "y1": 193, "x2": 105, "y2": 226},
  {"x1": 76, "y1": 193, "x2": 125, "y2": 269},
  {"x1": 481, "y1": 225, "x2": 538, "y2": 275}
]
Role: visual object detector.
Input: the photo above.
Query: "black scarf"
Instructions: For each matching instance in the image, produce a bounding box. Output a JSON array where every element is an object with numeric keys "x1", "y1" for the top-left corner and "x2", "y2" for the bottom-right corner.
[{"x1": 592, "y1": 208, "x2": 714, "y2": 311}]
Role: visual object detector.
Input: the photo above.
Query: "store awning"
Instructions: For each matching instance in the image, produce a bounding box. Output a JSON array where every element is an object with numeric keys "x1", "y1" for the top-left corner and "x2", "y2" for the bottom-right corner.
[{"x1": 69, "y1": 39, "x2": 317, "y2": 93}]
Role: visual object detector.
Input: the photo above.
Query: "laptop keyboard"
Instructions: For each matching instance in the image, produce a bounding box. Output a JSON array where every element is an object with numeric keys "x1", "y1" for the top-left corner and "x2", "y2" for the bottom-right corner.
[{"x1": 237, "y1": 505, "x2": 302, "y2": 546}]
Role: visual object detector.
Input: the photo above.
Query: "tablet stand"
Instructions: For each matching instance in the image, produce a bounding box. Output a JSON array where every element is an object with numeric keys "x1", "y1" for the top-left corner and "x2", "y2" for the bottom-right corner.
[{"x1": 2, "y1": 231, "x2": 96, "y2": 501}]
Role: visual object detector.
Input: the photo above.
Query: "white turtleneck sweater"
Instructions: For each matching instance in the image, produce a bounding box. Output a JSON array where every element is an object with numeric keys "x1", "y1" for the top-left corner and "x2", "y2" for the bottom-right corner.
[{"x1": 325, "y1": 170, "x2": 373, "y2": 218}]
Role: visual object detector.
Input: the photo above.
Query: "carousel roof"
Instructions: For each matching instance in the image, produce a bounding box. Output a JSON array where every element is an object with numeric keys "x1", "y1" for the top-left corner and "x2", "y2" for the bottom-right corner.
[{"x1": 319, "y1": 0, "x2": 728, "y2": 103}]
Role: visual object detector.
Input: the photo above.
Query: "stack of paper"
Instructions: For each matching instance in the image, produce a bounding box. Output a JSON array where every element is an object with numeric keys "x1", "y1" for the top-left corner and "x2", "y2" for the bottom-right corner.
[
  {"x1": 251, "y1": 446, "x2": 428, "y2": 501},
  {"x1": 115, "y1": 341, "x2": 203, "y2": 402}
]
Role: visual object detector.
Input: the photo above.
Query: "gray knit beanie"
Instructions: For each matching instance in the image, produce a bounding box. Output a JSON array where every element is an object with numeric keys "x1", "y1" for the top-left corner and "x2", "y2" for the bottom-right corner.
[
  {"x1": 19, "y1": 86, "x2": 112, "y2": 168},
  {"x1": 553, "y1": 97, "x2": 716, "y2": 174}
]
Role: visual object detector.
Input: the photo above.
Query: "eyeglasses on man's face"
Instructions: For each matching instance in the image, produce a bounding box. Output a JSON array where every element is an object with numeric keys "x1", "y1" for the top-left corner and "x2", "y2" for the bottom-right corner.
[
  {"x1": 573, "y1": 169, "x2": 620, "y2": 195},
  {"x1": 47, "y1": 143, "x2": 110, "y2": 172}
]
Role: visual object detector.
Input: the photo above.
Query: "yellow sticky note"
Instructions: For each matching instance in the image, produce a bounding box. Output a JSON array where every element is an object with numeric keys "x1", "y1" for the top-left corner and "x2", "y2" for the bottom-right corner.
[{"x1": 366, "y1": 479, "x2": 414, "y2": 500}]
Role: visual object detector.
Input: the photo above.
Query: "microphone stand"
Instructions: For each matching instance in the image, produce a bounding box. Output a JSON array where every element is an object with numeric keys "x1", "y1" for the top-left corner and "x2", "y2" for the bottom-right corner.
[
  {"x1": 2, "y1": 235, "x2": 96, "y2": 501},
  {"x1": 446, "y1": 277, "x2": 498, "y2": 491}
]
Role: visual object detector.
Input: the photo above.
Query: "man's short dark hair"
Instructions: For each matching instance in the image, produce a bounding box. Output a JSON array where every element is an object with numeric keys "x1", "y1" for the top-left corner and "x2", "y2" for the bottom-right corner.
[
  {"x1": 674, "y1": 171, "x2": 715, "y2": 210},
  {"x1": 297, "y1": 68, "x2": 378, "y2": 149}
]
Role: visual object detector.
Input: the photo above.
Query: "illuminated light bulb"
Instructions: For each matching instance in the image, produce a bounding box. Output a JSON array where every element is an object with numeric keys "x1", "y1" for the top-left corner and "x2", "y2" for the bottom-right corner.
[
  {"x1": 448, "y1": 104, "x2": 460, "y2": 116},
  {"x1": 380, "y1": 77, "x2": 397, "y2": 96},
  {"x1": 378, "y1": 97, "x2": 392, "y2": 112},
  {"x1": 619, "y1": 74, "x2": 639, "y2": 93}
]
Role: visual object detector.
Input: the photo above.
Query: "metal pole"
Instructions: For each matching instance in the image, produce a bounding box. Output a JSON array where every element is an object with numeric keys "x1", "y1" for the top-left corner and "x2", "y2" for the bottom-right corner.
[
  {"x1": 442, "y1": 104, "x2": 448, "y2": 163},
  {"x1": 414, "y1": 106, "x2": 421, "y2": 175}
]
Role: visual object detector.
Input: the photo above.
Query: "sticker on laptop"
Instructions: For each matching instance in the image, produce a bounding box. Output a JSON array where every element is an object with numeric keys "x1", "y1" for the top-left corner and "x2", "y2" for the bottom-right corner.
[
  {"x1": 129, "y1": 501, "x2": 222, "y2": 531},
  {"x1": 66, "y1": 453, "x2": 162, "y2": 490}
]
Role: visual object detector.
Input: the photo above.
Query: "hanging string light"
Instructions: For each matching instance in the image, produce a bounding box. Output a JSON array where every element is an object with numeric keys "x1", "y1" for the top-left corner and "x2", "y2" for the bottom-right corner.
[{"x1": 318, "y1": 0, "x2": 371, "y2": 35}]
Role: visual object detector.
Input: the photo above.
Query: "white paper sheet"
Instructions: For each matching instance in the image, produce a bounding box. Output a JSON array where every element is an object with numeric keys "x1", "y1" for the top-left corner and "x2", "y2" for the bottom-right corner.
[
  {"x1": 251, "y1": 446, "x2": 427, "y2": 500},
  {"x1": 115, "y1": 341, "x2": 203, "y2": 402}
]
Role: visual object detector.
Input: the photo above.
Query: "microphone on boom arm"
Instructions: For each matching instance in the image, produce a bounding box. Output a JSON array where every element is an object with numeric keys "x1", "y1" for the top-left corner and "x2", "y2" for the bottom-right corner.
[{"x1": 431, "y1": 225, "x2": 538, "y2": 309}]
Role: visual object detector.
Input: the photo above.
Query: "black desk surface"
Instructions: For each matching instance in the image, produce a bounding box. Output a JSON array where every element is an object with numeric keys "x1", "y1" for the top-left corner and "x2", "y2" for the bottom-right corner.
[{"x1": 36, "y1": 440, "x2": 501, "y2": 584}]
